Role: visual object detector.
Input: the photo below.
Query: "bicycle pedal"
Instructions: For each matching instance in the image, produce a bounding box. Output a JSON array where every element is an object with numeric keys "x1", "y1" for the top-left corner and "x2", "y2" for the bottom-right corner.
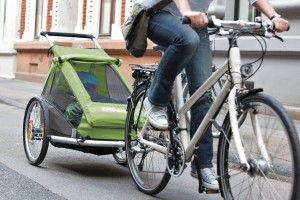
[{"x1": 184, "y1": 164, "x2": 187, "y2": 169}]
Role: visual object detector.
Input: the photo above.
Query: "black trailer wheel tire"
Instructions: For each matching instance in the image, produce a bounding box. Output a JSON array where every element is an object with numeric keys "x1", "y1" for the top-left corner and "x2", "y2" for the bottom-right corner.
[{"x1": 23, "y1": 96, "x2": 50, "y2": 166}]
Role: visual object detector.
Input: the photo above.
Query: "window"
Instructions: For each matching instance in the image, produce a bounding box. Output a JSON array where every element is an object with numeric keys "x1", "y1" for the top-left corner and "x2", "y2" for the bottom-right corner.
[
  {"x1": 35, "y1": 0, "x2": 44, "y2": 39},
  {"x1": 99, "y1": 0, "x2": 116, "y2": 36}
]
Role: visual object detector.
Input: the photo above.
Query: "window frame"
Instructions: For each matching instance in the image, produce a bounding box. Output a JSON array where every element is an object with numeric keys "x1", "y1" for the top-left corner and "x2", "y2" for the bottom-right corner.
[
  {"x1": 34, "y1": 0, "x2": 44, "y2": 39},
  {"x1": 99, "y1": 0, "x2": 116, "y2": 36}
]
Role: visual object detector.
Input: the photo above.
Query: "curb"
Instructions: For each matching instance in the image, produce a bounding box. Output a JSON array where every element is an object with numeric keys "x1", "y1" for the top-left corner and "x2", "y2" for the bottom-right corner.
[
  {"x1": 0, "y1": 95, "x2": 26, "y2": 109},
  {"x1": 285, "y1": 105, "x2": 300, "y2": 121}
]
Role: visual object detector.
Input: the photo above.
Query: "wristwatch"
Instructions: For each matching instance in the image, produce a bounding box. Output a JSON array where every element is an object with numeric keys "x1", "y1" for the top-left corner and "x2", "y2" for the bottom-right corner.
[{"x1": 270, "y1": 14, "x2": 281, "y2": 20}]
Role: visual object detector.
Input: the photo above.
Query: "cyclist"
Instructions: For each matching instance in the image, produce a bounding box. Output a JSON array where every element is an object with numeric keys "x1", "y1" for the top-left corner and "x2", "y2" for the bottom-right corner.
[{"x1": 140, "y1": 0, "x2": 289, "y2": 190}]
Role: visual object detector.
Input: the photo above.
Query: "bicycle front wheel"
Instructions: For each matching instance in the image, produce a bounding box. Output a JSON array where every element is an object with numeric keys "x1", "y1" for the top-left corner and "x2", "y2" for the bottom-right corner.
[
  {"x1": 125, "y1": 85, "x2": 171, "y2": 195},
  {"x1": 218, "y1": 93, "x2": 300, "y2": 200}
]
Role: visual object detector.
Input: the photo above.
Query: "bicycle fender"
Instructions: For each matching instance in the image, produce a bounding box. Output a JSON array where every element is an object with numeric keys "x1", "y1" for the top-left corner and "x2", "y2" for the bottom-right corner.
[
  {"x1": 239, "y1": 88, "x2": 263, "y2": 99},
  {"x1": 220, "y1": 88, "x2": 263, "y2": 131}
]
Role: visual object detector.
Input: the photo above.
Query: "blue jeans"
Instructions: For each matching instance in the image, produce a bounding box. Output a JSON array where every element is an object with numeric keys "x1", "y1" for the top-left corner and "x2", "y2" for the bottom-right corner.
[{"x1": 147, "y1": 11, "x2": 213, "y2": 169}]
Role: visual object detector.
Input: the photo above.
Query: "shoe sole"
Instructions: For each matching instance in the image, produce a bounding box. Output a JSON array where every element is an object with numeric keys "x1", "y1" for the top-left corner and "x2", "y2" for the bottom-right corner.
[
  {"x1": 202, "y1": 181, "x2": 220, "y2": 191},
  {"x1": 147, "y1": 117, "x2": 169, "y2": 130}
]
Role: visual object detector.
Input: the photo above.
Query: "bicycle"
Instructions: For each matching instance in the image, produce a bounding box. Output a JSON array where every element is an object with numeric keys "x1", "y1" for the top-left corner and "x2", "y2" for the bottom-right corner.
[{"x1": 124, "y1": 16, "x2": 300, "y2": 199}]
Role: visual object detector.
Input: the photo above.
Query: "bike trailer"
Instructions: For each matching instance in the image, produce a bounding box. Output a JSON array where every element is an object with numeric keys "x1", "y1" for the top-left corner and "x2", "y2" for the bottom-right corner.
[
  {"x1": 23, "y1": 32, "x2": 133, "y2": 164},
  {"x1": 43, "y1": 44, "x2": 132, "y2": 141}
]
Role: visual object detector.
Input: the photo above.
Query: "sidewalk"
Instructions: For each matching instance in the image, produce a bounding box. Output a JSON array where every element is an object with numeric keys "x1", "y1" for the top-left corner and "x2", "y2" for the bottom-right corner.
[{"x1": 0, "y1": 78, "x2": 42, "y2": 109}]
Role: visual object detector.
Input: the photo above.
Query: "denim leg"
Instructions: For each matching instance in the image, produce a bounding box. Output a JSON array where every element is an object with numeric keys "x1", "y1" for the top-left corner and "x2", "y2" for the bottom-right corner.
[
  {"x1": 185, "y1": 29, "x2": 214, "y2": 169},
  {"x1": 147, "y1": 11, "x2": 200, "y2": 106},
  {"x1": 147, "y1": 12, "x2": 214, "y2": 169}
]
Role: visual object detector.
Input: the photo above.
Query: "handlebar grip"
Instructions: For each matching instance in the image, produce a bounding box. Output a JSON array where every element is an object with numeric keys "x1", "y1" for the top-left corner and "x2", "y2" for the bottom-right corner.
[
  {"x1": 40, "y1": 31, "x2": 95, "y2": 39},
  {"x1": 182, "y1": 16, "x2": 191, "y2": 24},
  {"x1": 207, "y1": 16, "x2": 215, "y2": 28},
  {"x1": 182, "y1": 16, "x2": 215, "y2": 28},
  {"x1": 272, "y1": 23, "x2": 290, "y2": 32}
]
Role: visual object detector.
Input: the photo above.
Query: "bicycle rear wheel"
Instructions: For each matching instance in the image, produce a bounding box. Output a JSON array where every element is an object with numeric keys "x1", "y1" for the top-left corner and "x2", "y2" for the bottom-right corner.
[
  {"x1": 217, "y1": 93, "x2": 300, "y2": 200},
  {"x1": 125, "y1": 85, "x2": 171, "y2": 195}
]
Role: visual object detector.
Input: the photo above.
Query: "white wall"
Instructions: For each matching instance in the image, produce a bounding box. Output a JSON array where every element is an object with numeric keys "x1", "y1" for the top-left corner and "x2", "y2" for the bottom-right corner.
[{"x1": 0, "y1": 0, "x2": 21, "y2": 79}]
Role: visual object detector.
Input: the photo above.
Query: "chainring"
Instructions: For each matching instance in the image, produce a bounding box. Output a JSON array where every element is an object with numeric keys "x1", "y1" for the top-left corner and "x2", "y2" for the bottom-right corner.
[{"x1": 166, "y1": 137, "x2": 186, "y2": 177}]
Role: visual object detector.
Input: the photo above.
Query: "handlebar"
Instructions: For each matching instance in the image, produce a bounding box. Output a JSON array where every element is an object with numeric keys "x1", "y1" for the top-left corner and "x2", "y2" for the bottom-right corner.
[
  {"x1": 40, "y1": 31, "x2": 101, "y2": 48},
  {"x1": 182, "y1": 15, "x2": 289, "y2": 38},
  {"x1": 40, "y1": 31, "x2": 95, "y2": 39}
]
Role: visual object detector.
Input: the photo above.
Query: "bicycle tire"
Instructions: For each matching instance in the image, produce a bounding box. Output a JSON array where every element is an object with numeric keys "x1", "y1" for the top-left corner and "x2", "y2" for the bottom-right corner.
[
  {"x1": 125, "y1": 84, "x2": 171, "y2": 195},
  {"x1": 23, "y1": 96, "x2": 50, "y2": 166},
  {"x1": 217, "y1": 92, "x2": 300, "y2": 200}
]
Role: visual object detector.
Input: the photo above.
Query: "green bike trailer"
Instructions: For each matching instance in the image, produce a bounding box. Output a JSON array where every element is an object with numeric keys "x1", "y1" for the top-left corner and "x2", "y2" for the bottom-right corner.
[{"x1": 23, "y1": 32, "x2": 132, "y2": 166}]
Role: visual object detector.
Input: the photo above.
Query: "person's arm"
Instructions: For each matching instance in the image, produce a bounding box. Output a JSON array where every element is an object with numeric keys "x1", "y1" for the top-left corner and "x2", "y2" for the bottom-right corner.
[
  {"x1": 252, "y1": 0, "x2": 289, "y2": 32},
  {"x1": 173, "y1": 0, "x2": 208, "y2": 28}
]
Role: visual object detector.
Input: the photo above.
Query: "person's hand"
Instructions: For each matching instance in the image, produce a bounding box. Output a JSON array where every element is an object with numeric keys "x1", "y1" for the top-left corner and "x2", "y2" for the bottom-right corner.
[
  {"x1": 183, "y1": 11, "x2": 208, "y2": 29},
  {"x1": 272, "y1": 17, "x2": 289, "y2": 32}
]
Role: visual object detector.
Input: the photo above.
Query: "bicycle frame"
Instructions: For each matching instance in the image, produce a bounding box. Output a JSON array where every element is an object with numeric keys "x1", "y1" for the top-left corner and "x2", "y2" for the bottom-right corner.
[
  {"x1": 137, "y1": 44, "x2": 253, "y2": 167},
  {"x1": 177, "y1": 58, "x2": 230, "y2": 159}
]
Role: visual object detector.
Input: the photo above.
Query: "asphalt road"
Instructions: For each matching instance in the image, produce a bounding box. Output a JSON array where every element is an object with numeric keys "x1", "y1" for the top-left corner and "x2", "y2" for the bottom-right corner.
[{"x1": 0, "y1": 162, "x2": 65, "y2": 200}]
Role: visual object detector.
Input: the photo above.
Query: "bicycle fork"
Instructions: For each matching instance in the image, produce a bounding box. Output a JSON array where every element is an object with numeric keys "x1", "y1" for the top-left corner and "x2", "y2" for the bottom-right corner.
[
  {"x1": 228, "y1": 47, "x2": 270, "y2": 171},
  {"x1": 228, "y1": 87, "x2": 250, "y2": 170}
]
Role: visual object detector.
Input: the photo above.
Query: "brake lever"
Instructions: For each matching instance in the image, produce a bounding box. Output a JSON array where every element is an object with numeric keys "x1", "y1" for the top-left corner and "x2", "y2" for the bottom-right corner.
[
  {"x1": 207, "y1": 28, "x2": 218, "y2": 35},
  {"x1": 274, "y1": 35, "x2": 284, "y2": 42}
]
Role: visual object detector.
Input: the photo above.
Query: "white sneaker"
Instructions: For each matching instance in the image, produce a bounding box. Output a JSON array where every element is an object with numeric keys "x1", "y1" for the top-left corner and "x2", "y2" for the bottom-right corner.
[
  {"x1": 143, "y1": 97, "x2": 169, "y2": 130},
  {"x1": 191, "y1": 167, "x2": 219, "y2": 190}
]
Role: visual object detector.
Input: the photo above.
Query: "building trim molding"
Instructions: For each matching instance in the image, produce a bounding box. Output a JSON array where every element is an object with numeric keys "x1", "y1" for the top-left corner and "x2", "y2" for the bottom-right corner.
[{"x1": 271, "y1": 0, "x2": 300, "y2": 15}]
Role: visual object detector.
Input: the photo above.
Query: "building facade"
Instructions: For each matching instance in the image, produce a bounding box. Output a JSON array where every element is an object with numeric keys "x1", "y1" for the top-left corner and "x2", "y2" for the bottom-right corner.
[
  {"x1": 10, "y1": 0, "x2": 226, "y2": 83},
  {"x1": 14, "y1": 0, "x2": 149, "y2": 83},
  {"x1": 0, "y1": 0, "x2": 299, "y2": 117}
]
